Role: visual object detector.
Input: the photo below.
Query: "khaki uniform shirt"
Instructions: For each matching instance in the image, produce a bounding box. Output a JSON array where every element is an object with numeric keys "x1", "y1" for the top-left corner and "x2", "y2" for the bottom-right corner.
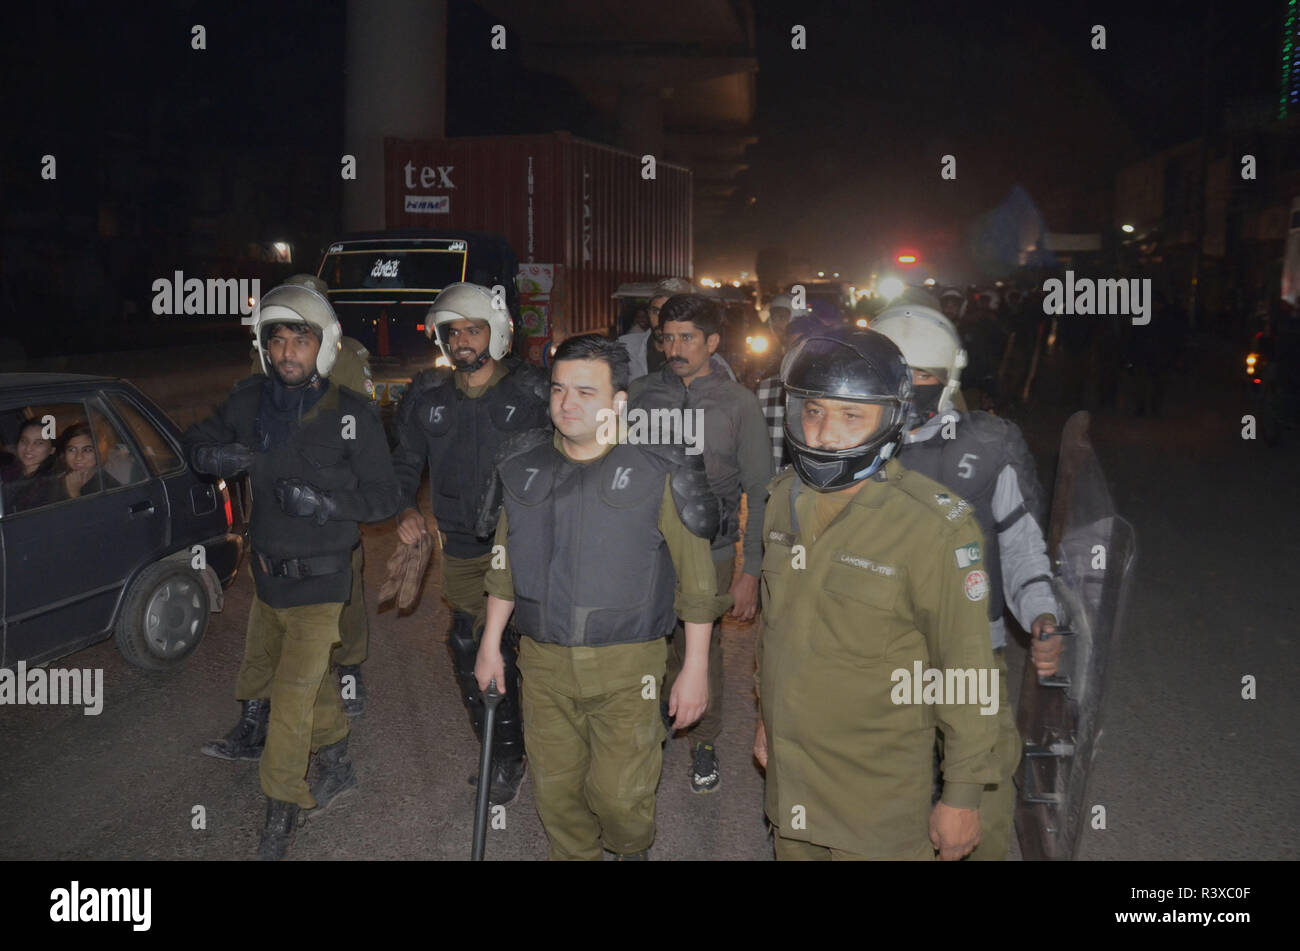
[{"x1": 758, "y1": 460, "x2": 1000, "y2": 856}]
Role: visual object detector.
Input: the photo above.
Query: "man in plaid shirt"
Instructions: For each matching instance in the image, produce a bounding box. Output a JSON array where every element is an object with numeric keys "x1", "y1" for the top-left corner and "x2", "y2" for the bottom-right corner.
[{"x1": 757, "y1": 315, "x2": 821, "y2": 471}]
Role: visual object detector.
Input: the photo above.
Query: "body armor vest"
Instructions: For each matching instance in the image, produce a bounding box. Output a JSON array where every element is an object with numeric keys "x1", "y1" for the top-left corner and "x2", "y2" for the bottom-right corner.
[
  {"x1": 413, "y1": 361, "x2": 548, "y2": 557},
  {"x1": 500, "y1": 439, "x2": 678, "y2": 647},
  {"x1": 903, "y1": 413, "x2": 1012, "y2": 622}
]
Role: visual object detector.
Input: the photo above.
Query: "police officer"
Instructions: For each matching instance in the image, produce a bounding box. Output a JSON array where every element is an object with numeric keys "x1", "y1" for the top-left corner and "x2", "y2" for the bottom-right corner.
[
  {"x1": 474, "y1": 334, "x2": 728, "y2": 859},
  {"x1": 872, "y1": 302, "x2": 1062, "y2": 860},
  {"x1": 187, "y1": 280, "x2": 401, "y2": 859},
  {"x1": 389, "y1": 282, "x2": 549, "y2": 806},
  {"x1": 237, "y1": 273, "x2": 378, "y2": 718},
  {"x1": 753, "y1": 329, "x2": 1000, "y2": 860}
]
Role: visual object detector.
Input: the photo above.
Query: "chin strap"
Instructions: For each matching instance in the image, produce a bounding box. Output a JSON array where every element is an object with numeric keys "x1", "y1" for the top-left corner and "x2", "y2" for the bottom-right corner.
[{"x1": 455, "y1": 349, "x2": 492, "y2": 373}]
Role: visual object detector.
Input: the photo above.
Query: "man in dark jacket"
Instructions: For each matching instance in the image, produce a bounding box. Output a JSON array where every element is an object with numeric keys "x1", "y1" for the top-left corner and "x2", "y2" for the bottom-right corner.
[
  {"x1": 629, "y1": 294, "x2": 772, "y2": 793},
  {"x1": 186, "y1": 281, "x2": 400, "y2": 860},
  {"x1": 389, "y1": 282, "x2": 549, "y2": 806}
]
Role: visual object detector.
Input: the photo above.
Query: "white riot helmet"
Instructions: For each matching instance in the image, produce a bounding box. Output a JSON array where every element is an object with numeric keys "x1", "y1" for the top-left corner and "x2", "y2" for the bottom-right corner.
[
  {"x1": 870, "y1": 302, "x2": 967, "y2": 426},
  {"x1": 252, "y1": 281, "x2": 342, "y2": 380},
  {"x1": 426, "y1": 282, "x2": 513, "y2": 371}
]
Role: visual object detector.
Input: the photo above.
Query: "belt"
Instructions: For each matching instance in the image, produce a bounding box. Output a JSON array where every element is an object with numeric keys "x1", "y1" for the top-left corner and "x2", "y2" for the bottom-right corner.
[{"x1": 255, "y1": 550, "x2": 351, "y2": 579}]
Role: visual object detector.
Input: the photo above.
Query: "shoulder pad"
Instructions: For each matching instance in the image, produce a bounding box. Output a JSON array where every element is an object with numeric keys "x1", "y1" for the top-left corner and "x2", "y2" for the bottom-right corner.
[
  {"x1": 410, "y1": 367, "x2": 456, "y2": 394},
  {"x1": 894, "y1": 466, "x2": 977, "y2": 531},
  {"x1": 475, "y1": 426, "x2": 554, "y2": 540},
  {"x1": 963, "y1": 410, "x2": 1014, "y2": 444},
  {"x1": 335, "y1": 385, "x2": 376, "y2": 414},
  {"x1": 988, "y1": 414, "x2": 1046, "y2": 524},
  {"x1": 495, "y1": 426, "x2": 554, "y2": 467},
  {"x1": 504, "y1": 359, "x2": 551, "y2": 404},
  {"x1": 663, "y1": 446, "x2": 720, "y2": 540}
]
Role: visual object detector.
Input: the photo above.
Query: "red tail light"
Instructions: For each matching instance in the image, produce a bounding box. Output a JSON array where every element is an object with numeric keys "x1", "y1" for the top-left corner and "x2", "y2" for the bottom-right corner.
[{"x1": 217, "y1": 479, "x2": 233, "y2": 528}]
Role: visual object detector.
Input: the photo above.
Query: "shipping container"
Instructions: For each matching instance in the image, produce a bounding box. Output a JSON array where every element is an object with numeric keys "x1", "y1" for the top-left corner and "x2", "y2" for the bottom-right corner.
[{"x1": 384, "y1": 133, "x2": 693, "y2": 348}]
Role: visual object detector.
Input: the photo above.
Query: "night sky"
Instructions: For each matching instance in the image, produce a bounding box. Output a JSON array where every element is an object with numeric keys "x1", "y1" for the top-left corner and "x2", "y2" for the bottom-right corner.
[{"x1": 2, "y1": 0, "x2": 1281, "y2": 287}]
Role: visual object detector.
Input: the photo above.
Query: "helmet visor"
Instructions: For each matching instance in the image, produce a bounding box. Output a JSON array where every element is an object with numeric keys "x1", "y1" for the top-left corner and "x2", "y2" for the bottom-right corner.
[{"x1": 785, "y1": 393, "x2": 900, "y2": 454}]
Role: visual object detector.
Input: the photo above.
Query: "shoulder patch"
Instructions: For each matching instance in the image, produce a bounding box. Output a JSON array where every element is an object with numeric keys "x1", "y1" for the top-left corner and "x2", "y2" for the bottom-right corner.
[
  {"x1": 894, "y1": 466, "x2": 976, "y2": 529},
  {"x1": 963, "y1": 569, "x2": 989, "y2": 602},
  {"x1": 954, "y1": 541, "x2": 981, "y2": 568}
]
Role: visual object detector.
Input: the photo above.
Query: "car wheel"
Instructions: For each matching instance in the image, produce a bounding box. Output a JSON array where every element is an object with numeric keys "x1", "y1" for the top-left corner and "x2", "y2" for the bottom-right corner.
[{"x1": 113, "y1": 561, "x2": 210, "y2": 670}]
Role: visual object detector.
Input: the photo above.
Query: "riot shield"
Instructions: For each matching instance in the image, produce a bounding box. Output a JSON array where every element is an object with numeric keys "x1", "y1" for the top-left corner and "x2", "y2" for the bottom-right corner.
[{"x1": 1015, "y1": 411, "x2": 1137, "y2": 860}]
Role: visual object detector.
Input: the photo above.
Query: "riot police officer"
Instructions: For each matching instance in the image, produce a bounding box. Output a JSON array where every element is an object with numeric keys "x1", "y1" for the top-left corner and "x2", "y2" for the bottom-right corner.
[
  {"x1": 235, "y1": 273, "x2": 378, "y2": 718},
  {"x1": 187, "y1": 281, "x2": 401, "y2": 859},
  {"x1": 872, "y1": 301, "x2": 1062, "y2": 860},
  {"x1": 753, "y1": 329, "x2": 1000, "y2": 860},
  {"x1": 389, "y1": 282, "x2": 549, "y2": 806}
]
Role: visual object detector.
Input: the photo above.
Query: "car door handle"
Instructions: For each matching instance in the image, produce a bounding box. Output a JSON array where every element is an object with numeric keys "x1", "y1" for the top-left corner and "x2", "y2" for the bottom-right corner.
[{"x1": 129, "y1": 500, "x2": 156, "y2": 517}]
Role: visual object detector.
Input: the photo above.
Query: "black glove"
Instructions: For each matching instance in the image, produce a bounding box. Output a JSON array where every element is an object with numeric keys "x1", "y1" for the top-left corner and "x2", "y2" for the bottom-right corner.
[
  {"x1": 193, "y1": 442, "x2": 254, "y2": 478},
  {"x1": 274, "y1": 478, "x2": 338, "y2": 525}
]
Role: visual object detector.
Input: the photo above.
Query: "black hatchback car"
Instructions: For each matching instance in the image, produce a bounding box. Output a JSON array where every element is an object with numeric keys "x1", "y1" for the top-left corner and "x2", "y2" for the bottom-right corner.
[{"x1": 0, "y1": 374, "x2": 246, "y2": 670}]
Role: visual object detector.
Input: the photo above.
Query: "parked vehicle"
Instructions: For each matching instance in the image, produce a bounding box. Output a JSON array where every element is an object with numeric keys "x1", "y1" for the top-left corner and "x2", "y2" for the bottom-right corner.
[
  {"x1": 0, "y1": 374, "x2": 246, "y2": 670},
  {"x1": 317, "y1": 230, "x2": 520, "y2": 366}
]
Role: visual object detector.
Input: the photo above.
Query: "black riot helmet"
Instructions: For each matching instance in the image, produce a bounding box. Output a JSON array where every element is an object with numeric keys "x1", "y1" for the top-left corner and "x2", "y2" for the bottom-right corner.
[{"x1": 781, "y1": 329, "x2": 914, "y2": 491}]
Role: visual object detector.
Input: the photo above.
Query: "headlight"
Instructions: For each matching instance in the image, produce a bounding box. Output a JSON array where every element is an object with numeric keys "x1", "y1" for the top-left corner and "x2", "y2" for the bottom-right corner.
[{"x1": 748, "y1": 335, "x2": 770, "y2": 354}]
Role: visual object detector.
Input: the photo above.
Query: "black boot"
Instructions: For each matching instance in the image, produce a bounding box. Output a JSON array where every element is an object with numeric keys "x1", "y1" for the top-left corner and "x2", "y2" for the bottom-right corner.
[
  {"x1": 337, "y1": 664, "x2": 366, "y2": 717},
  {"x1": 257, "y1": 797, "x2": 300, "y2": 861},
  {"x1": 452, "y1": 614, "x2": 528, "y2": 806},
  {"x1": 469, "y1": 757, "x2": 529, "y2": 806},
  {"x1": 201, "y1": 698, "x2": 270, "y2": 760},
  {"x1": 305, "y1": 736, "x2": 359, "y2": 820}
]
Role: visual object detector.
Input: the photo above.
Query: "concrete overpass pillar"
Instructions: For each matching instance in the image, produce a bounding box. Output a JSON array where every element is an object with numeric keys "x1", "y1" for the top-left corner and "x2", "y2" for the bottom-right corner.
[{"x1": 344, "y1": 0, "x2": 447, "y2": 232}]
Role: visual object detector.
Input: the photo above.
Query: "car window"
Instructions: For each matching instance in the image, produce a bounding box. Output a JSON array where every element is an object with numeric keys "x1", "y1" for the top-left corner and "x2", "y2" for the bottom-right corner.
[
  {"x1": 87, "y1": 402, "x2": 148, "y2": 489},
  {"x1": 107, "y1": 393, "x2": 183, "y2": 476},
  {"x1": 0, "y1": 402, "x2": 88, "y2": 516}
]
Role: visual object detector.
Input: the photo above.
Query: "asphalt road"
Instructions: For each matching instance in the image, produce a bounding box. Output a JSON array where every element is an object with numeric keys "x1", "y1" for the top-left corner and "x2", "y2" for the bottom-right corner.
[{"x1": 1, "y1": 338, "x2": 1296, "y2": 861}]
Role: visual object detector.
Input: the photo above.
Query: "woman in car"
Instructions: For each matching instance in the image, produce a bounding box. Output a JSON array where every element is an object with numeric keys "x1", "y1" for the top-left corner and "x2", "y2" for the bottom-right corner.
[
  {"x1": 45, "y1": 423, "x2": 121, "y2": 503},
  {"x1": 2, "y1": 418, "x2": 58, "y2": 511}
]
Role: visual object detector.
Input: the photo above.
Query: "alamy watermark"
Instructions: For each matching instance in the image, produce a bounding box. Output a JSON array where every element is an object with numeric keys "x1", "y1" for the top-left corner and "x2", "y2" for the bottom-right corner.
[
  {"x1": 890, "y1": 661, "x2": 999, "y2": 715},
  {"x1": 1042, "y1": 271, "x2": 1152, "y2": 325},
  {"x1": 50, "y1": 881, "x2": 151, "y2": 931},
  {"x1": 151, "y1": 271, "x2": 260, "y2": 322},
  {"x1": 0, "y1": 662, "x2": 103, "y2": 715},
  {"x1": 596, "y1": 405, "x2": 705, "y2": 456}
]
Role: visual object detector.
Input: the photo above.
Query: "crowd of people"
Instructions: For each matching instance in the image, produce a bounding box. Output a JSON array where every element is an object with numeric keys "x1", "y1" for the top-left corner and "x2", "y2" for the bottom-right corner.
[{"x1": 175, "y1": 269, "x2": 1069, "y2": 862}]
